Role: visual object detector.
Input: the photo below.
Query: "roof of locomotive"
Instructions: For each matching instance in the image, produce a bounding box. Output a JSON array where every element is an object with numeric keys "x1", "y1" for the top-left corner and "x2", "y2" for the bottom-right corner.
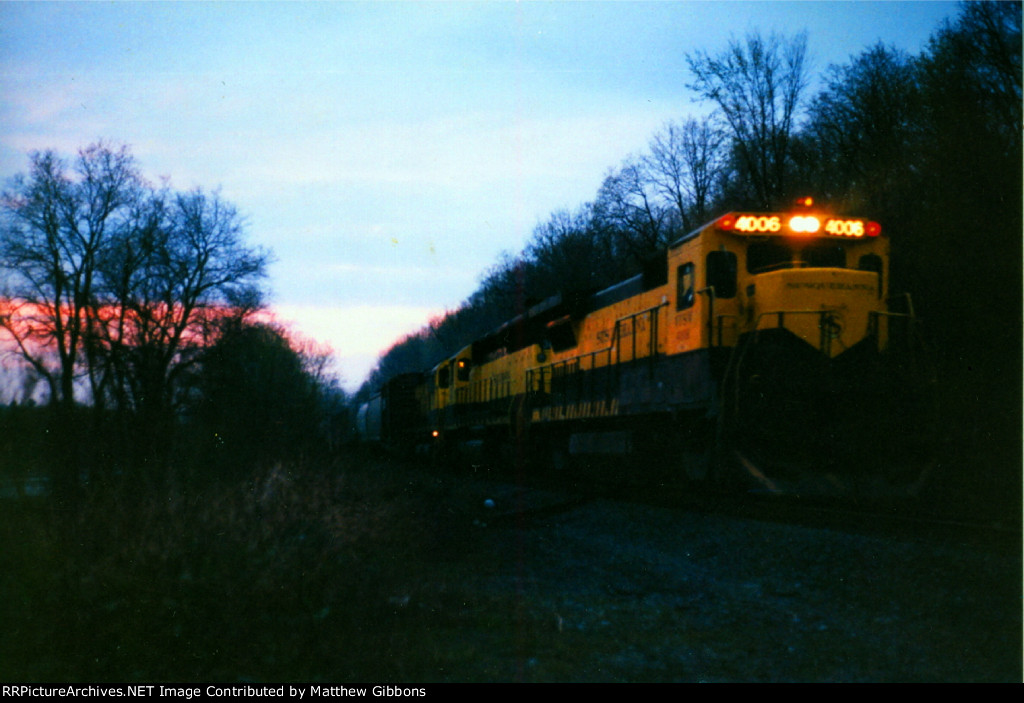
[{"x1": 669, "y1": 219, "x2": 713, "y2": 250}]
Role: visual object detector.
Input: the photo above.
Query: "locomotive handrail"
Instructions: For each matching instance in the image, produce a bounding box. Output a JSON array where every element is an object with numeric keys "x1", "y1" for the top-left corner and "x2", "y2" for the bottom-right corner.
[
  {"x1": 868, "y1": 305, "x2": 923, "y2": 359},
  {"x1": 749, "y1": 308, "x2": 847, "y2": 355},
  {"x1": 751, "y1": 308, "x2": 839, "y2": 324},
  {"x1": 698, "y1": 286, "x2": 717, "y2": 347},
  {"x1": 612, "y1": 302, "x2": 668, "y2": 337},
  {"x1": 869, "y1": 293, "x2": 918, "y2": 342},
  {"x1": 869, "y1": 309, "x2": 914, "y2": 319},
  {"x1": 885, "y1": 292, "x2": 916, "y2": 318},
  {"x1": 526, "y1": 302, "x2": 666, "y2": 403},
  {"x1": 713, "y1": 314, "x2": 740, "y2": 347},
  {"x1": 612, "y1": 302, "x2": 666, "y2": 367},
  {"x1": 614, "y1": 302, "x2": 667, "y2": 324}
]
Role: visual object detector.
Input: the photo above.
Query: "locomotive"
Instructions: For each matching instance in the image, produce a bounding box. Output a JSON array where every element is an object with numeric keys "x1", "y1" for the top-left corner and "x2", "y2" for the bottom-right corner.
[{"x1": 358, "y1": 201, "x2": 934, "y2": 494}]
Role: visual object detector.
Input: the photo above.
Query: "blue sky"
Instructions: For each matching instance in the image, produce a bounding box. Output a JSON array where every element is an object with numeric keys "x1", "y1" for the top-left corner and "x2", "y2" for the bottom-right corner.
[{"x1": 0, "y1": 1, "x2": 959, "y2": 390}]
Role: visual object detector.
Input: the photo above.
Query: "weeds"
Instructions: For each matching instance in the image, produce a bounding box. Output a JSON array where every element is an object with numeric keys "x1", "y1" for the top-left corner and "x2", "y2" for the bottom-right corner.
[{"x1": 0, "y1": 454, "x2": 467, "y2": 682}]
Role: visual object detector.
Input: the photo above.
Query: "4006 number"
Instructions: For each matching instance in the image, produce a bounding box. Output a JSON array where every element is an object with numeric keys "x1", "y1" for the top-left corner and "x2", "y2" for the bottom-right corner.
[{"x1": 824, "y1": 219, "x2": 865, "y2": 237}]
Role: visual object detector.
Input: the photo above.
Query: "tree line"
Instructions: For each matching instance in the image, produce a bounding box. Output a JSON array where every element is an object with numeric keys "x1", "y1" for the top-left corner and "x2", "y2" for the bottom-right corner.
[
  {"x1": 2, "y1": 2, "x2": 1016, "y2": 494},
  {"x1": 363, "y1": 1, "x2": 1022, "y2": 432},
  {"x1": 0, "y1": 144, "x2": 346, "y2": 497}
]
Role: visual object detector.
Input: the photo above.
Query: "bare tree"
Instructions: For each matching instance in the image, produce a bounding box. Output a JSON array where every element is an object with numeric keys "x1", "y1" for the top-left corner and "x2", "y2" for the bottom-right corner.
[
  {"x1": 687, "y1": 31, "x2": 810, "y2": 208},
  {"x1": 920, "y1": 1, "x2": 1022, "y2": 160},
  {"x1": 0, "y1": 143, "x2": 149, "y2": 497},
  {"x1": 94, "y1": 187, "x2": 270, "y2": 442},
  {"x1": 524, "y1": 204, "x2": 621, "y2": 297},
  {"x1": 805, "y1": 44, "x2": 919, "y2": 214},
  {"x1": 947, "y1": 1, "x2": 1022, "y2": 153},
  {"x1": 0, "y1": 143, "x2": 144, "y2": 410},
  {"x1": 84, "y1": 183, "x2": 168, "y2": 413},
  {"x1": 1, "y1": 143, "x2": 271, "y2": 487},
  {"x1": 477, "y1": 251, "x2": 529, "y2": 323},
  {"x1": 593, "y1": 157, "x2": 671, "y2": 264},
  {"x1": 646, "y1": 117, "x2": 726, "y2": 231}
]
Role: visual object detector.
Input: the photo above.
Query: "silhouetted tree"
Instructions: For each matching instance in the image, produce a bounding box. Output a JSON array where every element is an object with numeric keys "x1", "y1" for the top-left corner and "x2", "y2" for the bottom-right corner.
[
  {"x1": 96, "y1": 187, "x2": 269, "y2": 452},
  {"x1": 477, "y1": 251, "x2": 528, "y2": 321},
  {"x1": 645, "y1": 117, "x2": 726, "y2": 231},
  {"x1": 593, "y1": 157, "x2": 671, "y2": 266},
  {"x1": 0, "y1": 143, "x2": 145, "y2": 411},
  {"x1": 189, "y1": 320, "x2": 339, "y2": 478},
  {"x1": 687, "y1": 31, "x2": 810, "y2": 208},
  {"x1": 910, "y1": 0, "x2": 1021, "y2": 362},
  {"x1": 524, "y1": 205, "x2": 620, "y2": 297},
  {"x1": 0, "y1": 143, "x2": 149, "y2": 497},
  {"x1": 928, "y1": 1, "x2": 1022, "y2": 156},
  {"x1": 1, "y1": 142, "x2": 272, "y2": 488},
  {"x1": 805, "y1": 43, "x2": 920, "y2": 216}
]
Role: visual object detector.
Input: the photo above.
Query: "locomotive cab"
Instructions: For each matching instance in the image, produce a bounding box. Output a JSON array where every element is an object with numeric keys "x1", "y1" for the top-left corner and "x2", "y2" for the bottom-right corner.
[
  {"x1": 743, "y1": 237, "x2": 889, "y2": 357},
  {"x1": 430, "y1": 345, "x2": 474, "y2": 433},
  {"x1": 712, "y1": 209, "x2": 890, "y2": 358}
]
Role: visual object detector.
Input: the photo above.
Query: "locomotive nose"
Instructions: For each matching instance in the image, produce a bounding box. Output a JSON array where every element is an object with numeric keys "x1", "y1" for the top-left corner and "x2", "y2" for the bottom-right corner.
[{"x1": 749, "y1": 268, "x2": 880, "y2": 357}]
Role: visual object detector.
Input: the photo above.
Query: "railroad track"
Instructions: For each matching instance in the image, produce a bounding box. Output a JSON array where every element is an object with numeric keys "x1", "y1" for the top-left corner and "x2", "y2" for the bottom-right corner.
[{"x1": 449, "y1": 459, "x2": 1017, "y2": 552}]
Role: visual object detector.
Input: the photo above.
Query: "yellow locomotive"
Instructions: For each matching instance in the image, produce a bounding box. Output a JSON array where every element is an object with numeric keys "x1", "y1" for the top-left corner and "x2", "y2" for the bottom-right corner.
[{"x1": 361, "y1": 201, "x2": 933, "y2": 491}]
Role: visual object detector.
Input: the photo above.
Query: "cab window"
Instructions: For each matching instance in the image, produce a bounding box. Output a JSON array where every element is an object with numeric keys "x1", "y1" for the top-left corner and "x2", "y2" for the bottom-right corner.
[
  {"x1": 676, "y1": 263, "x2": 695, "y2": 310},
  {"x1": 858, "y1": 254, "x2": 883, "y2": 297},
  {"x1": 546, "y1": 315, "x2": 577, "y2": 352},
  {"x1": 437, "y1": 363, "x2": 451, "y2": 389},
  {"x1": 706, "y1": 250, "x2": 737, "y2": 298},
  {"x1": 802, "y1": 242, "x2": 846, "y2": 268},
  {"x1": 747, "y1": 240, "x2": 792, "y2": 273}
]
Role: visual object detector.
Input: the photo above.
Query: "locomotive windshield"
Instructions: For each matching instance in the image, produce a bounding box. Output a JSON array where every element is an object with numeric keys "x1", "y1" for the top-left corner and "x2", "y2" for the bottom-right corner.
[{"x1": 746, "y1": 240, "x2": 847, "y2": 273}]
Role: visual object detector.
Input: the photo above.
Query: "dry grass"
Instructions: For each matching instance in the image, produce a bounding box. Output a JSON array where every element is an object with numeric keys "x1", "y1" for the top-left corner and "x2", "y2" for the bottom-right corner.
[
  {"x1": 0, "y1": 453, "x2": 486, "y2": 682},
  {"x1": 2, "y1": 448, "x2": 1018, "y2": 683}
]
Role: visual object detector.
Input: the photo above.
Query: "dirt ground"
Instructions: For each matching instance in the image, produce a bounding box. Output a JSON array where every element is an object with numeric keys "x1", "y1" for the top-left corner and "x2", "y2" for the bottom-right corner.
[
  {"x1": 2, "y1": 458, "x2": 1019, "y2": 683},
  {"x1": 392, "y1": 473, "x2": 1021, "y2": 682}
]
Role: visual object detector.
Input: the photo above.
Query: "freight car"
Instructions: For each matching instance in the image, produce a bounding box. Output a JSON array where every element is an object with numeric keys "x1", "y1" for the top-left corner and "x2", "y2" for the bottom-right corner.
[{"x1": 360, "y1": 201, "x2": 934, "y2": 493}]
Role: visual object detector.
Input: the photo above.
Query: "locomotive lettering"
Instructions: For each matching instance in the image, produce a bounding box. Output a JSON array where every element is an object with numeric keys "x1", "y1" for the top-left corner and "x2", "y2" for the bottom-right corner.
[{"x1": 785, "y1": 282, "x2": 876, "y2": 292}]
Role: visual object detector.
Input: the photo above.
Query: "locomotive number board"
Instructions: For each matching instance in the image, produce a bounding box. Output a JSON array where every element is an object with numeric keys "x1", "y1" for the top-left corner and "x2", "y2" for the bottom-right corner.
[{"x1": 717, "y1": 214, "x2": 881, "y2": 238}]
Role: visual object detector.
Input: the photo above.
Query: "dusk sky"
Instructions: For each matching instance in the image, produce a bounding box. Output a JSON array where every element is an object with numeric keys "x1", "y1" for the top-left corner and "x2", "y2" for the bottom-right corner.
[{"x1": 0, "y1": 1, "x2": 959, "y2": 391}]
